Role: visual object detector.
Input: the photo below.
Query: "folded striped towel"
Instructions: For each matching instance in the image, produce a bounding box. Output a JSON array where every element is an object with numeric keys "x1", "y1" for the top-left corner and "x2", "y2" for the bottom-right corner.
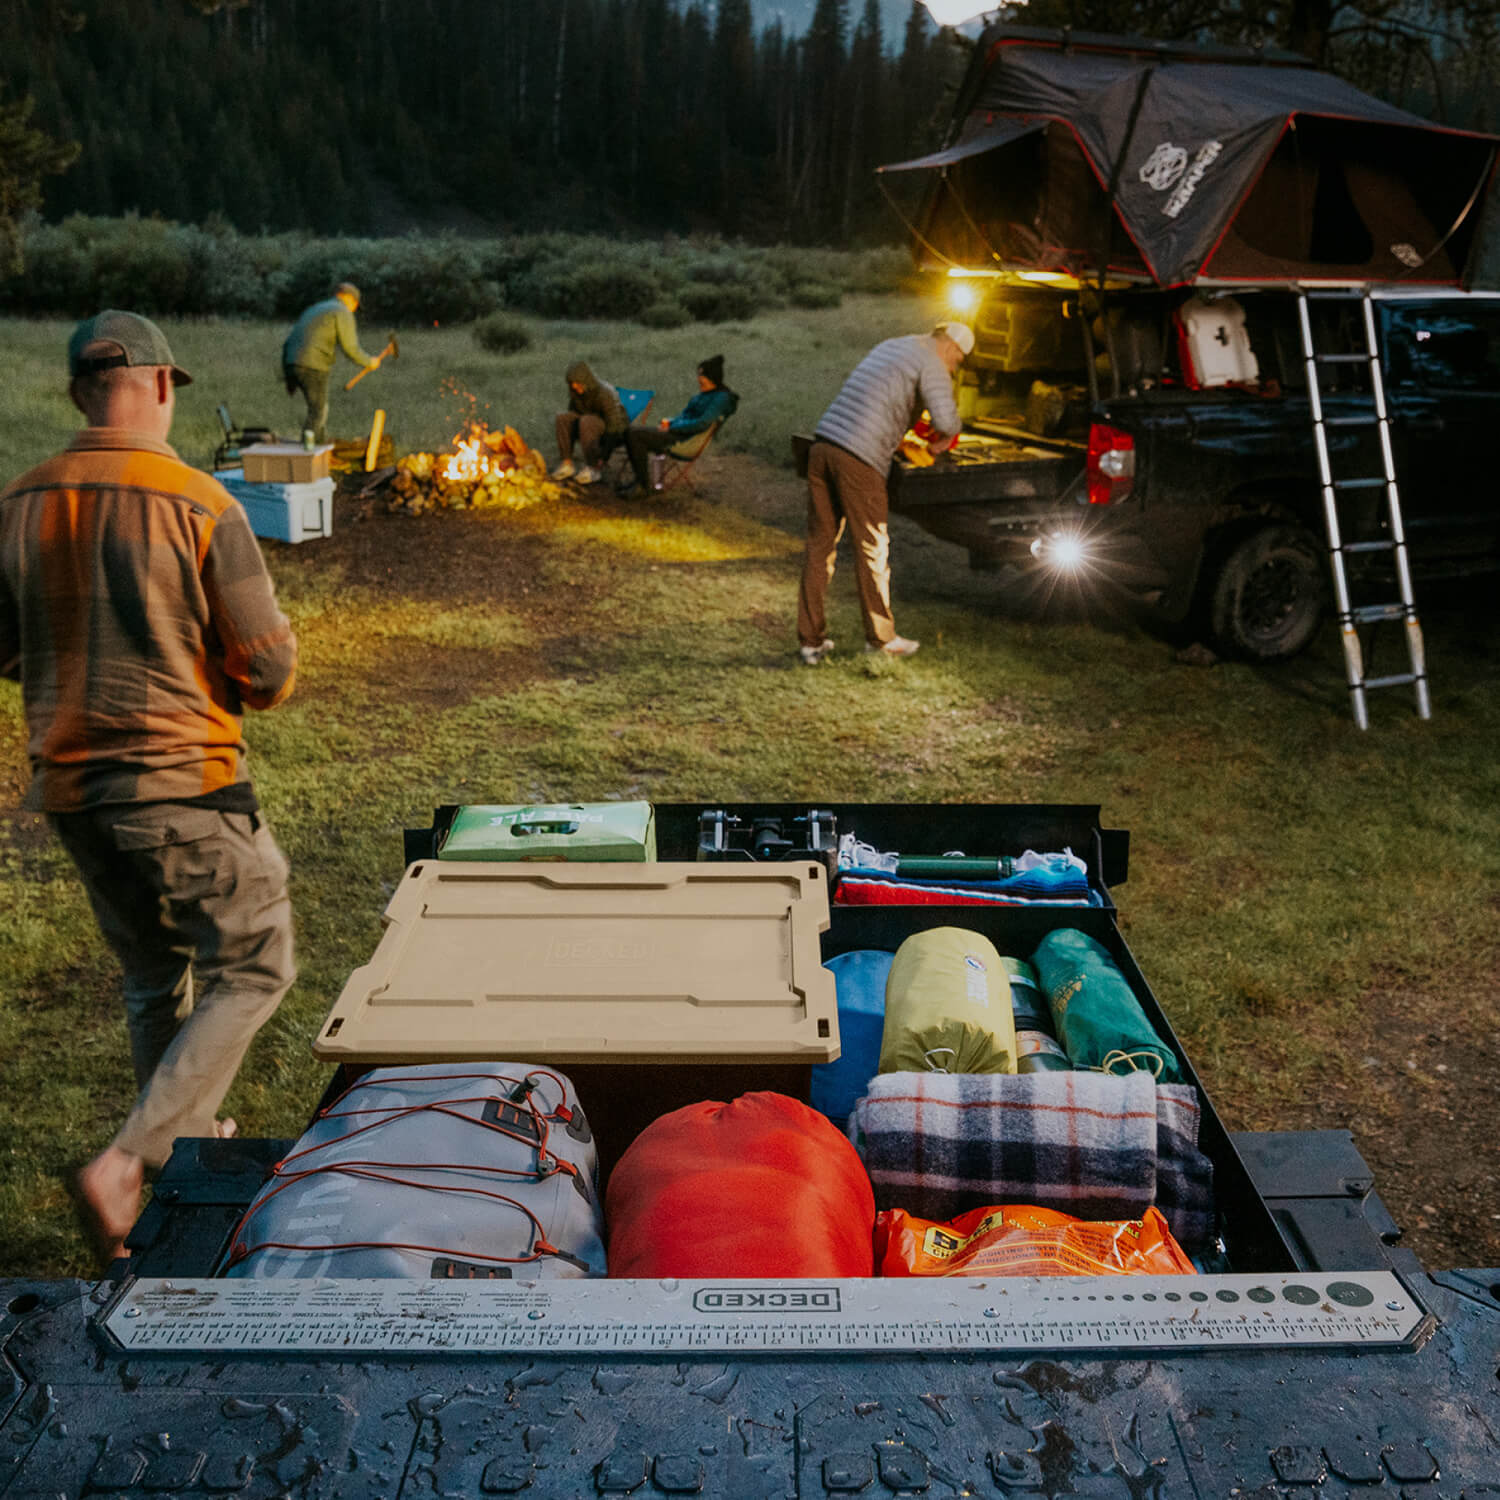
[{"x1": 848, "y1": 1071, "x2": 1215, "y2": 1250}]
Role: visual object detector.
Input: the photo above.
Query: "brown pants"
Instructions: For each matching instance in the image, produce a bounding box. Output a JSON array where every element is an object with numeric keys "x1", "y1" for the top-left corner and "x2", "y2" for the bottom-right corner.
[
  {"x1": 556, "y1": 411, "x2": 607, "y2": 466},
  {"x1": 49, "y1": 802, "x2": 296, "y2": 1167},
  {"x1": 797, "y1": 440, "x2": 897, "y2": 648}
]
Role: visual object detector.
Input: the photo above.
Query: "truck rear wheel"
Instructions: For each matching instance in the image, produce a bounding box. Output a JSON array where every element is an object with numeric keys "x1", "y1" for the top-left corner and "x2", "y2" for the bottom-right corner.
[{"x1": 1208, "y1": 524, "x2": 1325, "y2": 660}]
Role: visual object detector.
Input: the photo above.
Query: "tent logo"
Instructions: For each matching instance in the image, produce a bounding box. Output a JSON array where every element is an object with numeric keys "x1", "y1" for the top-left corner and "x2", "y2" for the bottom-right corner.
[
  {"x1": 1163, "y1": 141, "x2": 1224, "y2": 218},
  {"x1": 1139, "y1": 143, "x2": 1189, "y2": 192}
]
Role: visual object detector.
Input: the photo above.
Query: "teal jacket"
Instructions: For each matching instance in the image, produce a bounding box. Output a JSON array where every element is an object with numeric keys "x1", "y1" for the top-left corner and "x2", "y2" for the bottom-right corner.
[
  {"x1": 282, "y1": 299, "x2": 374, "y2": 373},
  {"x1": 664, "y1": 385, "x2": 738, "y2": 438}
]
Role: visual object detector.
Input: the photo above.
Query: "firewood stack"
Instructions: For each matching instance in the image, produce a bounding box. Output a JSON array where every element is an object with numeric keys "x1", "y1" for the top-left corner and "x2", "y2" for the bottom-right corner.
[{"x1": 382, "y1": 423, "x2": 564, "y2": 514}]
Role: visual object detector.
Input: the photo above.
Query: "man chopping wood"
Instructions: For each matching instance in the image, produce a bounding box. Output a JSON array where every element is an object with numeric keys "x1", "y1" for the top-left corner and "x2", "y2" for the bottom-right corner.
[
  {"x1": 0, "y1": 311, "x2": 299, "y2": 1265},
  {"x1": 281, "y1": 281, "x2": 378, "y2": 443},
  {"x1": 797, "y1": 321, "x2": 973, "y2": 664}
]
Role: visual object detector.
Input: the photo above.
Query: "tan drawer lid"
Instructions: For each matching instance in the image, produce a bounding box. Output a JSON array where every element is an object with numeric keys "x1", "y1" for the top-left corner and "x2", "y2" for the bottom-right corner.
[{"x1": 314, "y1": 861, "x2": 838, "y2": 1065}]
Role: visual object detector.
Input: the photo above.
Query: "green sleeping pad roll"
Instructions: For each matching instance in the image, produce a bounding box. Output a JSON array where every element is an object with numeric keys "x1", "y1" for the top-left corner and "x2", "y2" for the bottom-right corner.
[{"x1": 1031, "y1": 928, "x2": 1181, "y2": 1082}]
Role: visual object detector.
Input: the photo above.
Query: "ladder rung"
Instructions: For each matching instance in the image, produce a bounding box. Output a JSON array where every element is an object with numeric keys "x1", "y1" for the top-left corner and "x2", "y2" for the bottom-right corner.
[
  {"x1": 1344, "y1": 539, "x2": 1395, "y2": 554},
  {"x1": 1315, "y1": 353, "x2": 1371, "y2": 364},
  {"x1": 1350, "y1": 604, "x2": 1407, "y2": 623},
  {"x1": 1322, "y1": 414, "x2": 1380, "y2": 427},
  {"x1": 1363, "y1": 672, "x2": 1424, "y2": 690},
  {"x1": 1332, "y1": 478, "x2": 1387, "y2": 491}
]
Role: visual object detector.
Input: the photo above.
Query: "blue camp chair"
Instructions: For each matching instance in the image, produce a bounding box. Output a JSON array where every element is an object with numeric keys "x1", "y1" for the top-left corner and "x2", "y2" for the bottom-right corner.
[
  {"x1": 603, "y1": 385, "x2": 654, "y2": 481},
  {"x1": 617, "y1": 387, "x2": 655, "y2": 423}
]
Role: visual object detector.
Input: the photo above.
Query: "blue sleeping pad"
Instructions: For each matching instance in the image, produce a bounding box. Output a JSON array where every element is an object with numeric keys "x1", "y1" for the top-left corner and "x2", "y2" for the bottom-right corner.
[{"x1": 811, "y1": 949, "x2": 893, "y2": 1128}]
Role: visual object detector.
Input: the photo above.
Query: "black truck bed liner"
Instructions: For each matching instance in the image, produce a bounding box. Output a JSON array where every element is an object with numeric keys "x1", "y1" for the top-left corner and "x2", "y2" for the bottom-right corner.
[{"x1": 6, "y1": 803, "x2": 1499, "y2": 1496}]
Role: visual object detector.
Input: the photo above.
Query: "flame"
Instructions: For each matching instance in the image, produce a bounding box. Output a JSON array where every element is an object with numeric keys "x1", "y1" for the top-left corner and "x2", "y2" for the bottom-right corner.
[
  {"x1": 443, "y1": 433, "x2": 488, "y2": 483},
  {"x1": 440, "y1": 421, "x2": 522, "y2": 483}
]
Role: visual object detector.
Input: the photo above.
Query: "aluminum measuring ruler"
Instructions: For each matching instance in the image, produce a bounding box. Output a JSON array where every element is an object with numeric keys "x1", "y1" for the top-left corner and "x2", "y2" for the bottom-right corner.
[{"x1": 99, "y1": 1272, "x2": 1429, "y2": 1356}]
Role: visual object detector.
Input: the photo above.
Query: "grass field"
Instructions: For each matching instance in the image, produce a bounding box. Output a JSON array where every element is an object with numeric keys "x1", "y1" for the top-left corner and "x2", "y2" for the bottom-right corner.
[{"x1": 2, "y1": 296, "x2": 1498, "y2": 1277}]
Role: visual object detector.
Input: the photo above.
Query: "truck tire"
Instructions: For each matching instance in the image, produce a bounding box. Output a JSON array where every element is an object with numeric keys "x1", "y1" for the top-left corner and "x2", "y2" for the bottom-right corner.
[{"x1": 1207, "y1": 524, "x2": 1325, "y2": 660}]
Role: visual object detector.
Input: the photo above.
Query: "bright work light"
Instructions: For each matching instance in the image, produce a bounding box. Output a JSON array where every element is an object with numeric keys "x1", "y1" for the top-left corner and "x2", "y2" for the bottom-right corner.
[
  {"x1": 1031, "y1": 532, "x2": 1089, "y2": 571},
  {"x1": 948, "y1": 282, "x2": 977, "y2": 313}
]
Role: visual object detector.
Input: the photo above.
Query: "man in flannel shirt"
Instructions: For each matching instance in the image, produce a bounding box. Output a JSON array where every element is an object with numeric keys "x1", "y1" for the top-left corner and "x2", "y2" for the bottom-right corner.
[{"x1": 0, "y1": 311, "x2": 299, "y2": 1265}]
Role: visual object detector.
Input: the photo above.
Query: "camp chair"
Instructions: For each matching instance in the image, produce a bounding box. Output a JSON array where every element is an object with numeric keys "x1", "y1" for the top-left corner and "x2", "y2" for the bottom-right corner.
[
  {"x1": 601, "y1": 385, "x2": 654, "y2": 481},
  {"x1": 648, "y1": 414, "x2": 730, "y2": 494},
  {"x1": 213, "y1": 403, "x2": 277, "y2": 471}
]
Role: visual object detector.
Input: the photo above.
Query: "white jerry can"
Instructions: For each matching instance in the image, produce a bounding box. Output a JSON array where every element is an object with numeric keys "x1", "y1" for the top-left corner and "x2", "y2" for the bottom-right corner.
[{"x1": 1179, "y1": 294, "x2": 1259, "y2": 387}]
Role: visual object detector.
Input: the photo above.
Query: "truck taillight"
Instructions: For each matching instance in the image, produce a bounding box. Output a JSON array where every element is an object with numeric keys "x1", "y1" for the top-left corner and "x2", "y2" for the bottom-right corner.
[{"x1": 1086, "y1": 424, "x2": 1136, "y2": 505}]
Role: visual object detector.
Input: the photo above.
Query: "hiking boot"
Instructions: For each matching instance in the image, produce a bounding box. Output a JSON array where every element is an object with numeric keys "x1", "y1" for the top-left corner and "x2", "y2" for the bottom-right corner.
[
  {"x1": 575, "y1": 465, "x2": 601, "y2": 485},
  {"x1": 550, "y1": 460, "x2": 576, "y2": 480},
  {"x1": 866, "y1": 636, "x2": 920, "y2": 657},
  {"x1": 616, "y1": 479, "x2": 642, "y2": 499},
  {"x1": 798, "y1": 638, "x2": 835, "y2": 665}
]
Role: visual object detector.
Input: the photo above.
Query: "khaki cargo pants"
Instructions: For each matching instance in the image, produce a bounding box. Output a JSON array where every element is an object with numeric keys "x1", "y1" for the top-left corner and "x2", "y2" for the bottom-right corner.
[
  {"x1": 797, "y1": 440, "x2": 897, "y2": 649},
  {"x1": 49, "y1": 803, "x2": 296, "y2": 1167}
]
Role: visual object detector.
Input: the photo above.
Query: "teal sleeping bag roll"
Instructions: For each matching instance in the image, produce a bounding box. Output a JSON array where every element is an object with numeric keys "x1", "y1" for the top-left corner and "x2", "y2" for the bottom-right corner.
[{"x1": 1031, "y1": 928, "x2": 1182, "y2": 1082}]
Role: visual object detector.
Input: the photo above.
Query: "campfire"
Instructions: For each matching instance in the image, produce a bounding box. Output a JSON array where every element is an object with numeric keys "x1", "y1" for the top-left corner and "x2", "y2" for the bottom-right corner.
[{"x1": 383, "y1": 421, "x2": 562, "y2": 515}]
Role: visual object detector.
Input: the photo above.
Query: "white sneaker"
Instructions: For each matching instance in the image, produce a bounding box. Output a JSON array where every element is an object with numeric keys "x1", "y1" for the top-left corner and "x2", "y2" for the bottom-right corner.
[
  {"x1": 866, "y1": 636, "x2": 920, "y2": 657},
  {"x1": 574, "y1": 465, "x2": 600, "y2": 485},
  {"x1": 798, "y1": 638, "x2": 835, "y2": 665},
  {"x1": 550, "y1": 460, "x2": 576, "y2": 480}
]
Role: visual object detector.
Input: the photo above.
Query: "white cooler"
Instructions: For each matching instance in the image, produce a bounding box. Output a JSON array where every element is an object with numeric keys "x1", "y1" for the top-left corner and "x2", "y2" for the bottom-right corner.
[{"x1": 217, "y1": 468, "x2": 334, "y2": 544}]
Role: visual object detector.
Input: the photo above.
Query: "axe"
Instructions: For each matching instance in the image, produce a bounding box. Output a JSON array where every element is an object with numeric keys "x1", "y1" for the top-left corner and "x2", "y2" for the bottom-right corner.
[{"x1": 345, "y1": 333, "x2": 399, "y2": 390}]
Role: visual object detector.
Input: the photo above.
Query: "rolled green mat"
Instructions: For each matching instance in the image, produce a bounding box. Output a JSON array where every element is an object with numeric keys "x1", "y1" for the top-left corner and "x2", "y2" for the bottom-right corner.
[
  {"x1": 1030, "y1": 928, "x2": 1181, "y2": 1082},
  {"x1": 895, "y1": 855, "x2": 1015, "y2": 879}
]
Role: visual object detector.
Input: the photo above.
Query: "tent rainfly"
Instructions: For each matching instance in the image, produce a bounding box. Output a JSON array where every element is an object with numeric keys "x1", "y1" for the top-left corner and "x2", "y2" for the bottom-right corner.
[{"x1": 880, "y1": 27, "x2": 1500, "y2": 288}]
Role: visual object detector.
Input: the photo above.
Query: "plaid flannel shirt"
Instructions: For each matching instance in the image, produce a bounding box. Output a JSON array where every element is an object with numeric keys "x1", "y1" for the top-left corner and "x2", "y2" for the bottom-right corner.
[{"x1": 0, "y1": 429, "x2": 297, "y2": 811}]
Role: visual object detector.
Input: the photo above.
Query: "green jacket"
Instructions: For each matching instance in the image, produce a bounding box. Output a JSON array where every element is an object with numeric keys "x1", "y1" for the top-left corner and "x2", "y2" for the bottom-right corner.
[
  {"x1": 282, "y1": 298, "x2": 374, "y2": 373},
  {"x1": 565, "y1": 361, "x2": 628, "y2": 437}
]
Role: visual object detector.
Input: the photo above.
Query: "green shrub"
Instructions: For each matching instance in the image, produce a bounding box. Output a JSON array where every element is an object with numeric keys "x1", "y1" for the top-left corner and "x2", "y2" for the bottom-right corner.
[
  {"x1": 636, "y1": 299, "x2": 691, "y2": 329},
  {"x1": 510, "y1": 260, "x2": 663, "y2": 320},
  {"x1": 473, "y1": 312, "x2": 534, "y2": 354},
  {"x1": 680, "y1": 282, "x2": 761, "y2": 324},
  {"x1": 789, "y1": 281, "x2": 842, "y2": 310}
]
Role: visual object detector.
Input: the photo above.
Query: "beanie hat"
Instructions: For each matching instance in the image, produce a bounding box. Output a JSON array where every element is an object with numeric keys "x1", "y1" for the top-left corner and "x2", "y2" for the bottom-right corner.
[{"x1": 698, "y1": 354, "x2": 726, "y2": 387}]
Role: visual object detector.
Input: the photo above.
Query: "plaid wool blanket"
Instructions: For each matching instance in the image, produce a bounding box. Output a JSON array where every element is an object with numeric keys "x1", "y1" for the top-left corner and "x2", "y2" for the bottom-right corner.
[{"x1": 848, "y1": 1070, "x2": 1215, "y2": 1251}]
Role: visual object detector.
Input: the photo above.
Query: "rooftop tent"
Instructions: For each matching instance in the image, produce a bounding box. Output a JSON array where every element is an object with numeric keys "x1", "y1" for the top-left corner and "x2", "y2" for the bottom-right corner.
[{"x1": 880, "y1": 27, "x2": 1500, "y2": 287}]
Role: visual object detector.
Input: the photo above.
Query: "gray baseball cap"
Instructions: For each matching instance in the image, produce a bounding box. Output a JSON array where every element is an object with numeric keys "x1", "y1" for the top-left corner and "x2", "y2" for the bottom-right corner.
[{"x1": 68, "y1": 310, "x2": 193, "y2": 387}]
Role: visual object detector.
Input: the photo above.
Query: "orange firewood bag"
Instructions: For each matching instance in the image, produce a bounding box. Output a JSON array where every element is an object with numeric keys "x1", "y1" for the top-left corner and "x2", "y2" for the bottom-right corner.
[
  {"x1": 875, "y1": 1203, "x2": 1195, "y2": 1277},
  {"x1": 606, "y1": 1092, "x2": 876, "y2": 1278}
]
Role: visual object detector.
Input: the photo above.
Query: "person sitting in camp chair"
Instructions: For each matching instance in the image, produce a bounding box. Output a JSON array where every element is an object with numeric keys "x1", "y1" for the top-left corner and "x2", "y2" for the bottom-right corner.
[
  {"x1": 617, "y1": 354, "x2": 738, "y2": 498},
  {"x1": 553, "y1": 360, "x2": 629, "y2": 485}
]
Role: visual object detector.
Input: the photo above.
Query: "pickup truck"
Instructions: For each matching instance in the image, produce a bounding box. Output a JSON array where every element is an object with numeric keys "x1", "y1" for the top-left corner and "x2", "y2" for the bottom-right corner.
[{"x1": 890, "y1": 283, "x2": 1500, "y2": 659}]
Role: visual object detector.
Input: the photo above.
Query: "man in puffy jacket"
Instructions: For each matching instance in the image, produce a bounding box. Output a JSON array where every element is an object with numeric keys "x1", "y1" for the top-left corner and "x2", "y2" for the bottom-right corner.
[
  {"x1": 617, "y1": 354, "x2": 738, "y2": 498},
  {"x1": 797, "y1": 321, "x2": 973, "y2": 664},
  {"x1": 2, "y1": 310, "x2": 298, "y2": 1265},
  {"x1": 553, "y1": 360, "x2": 628, "y2": 485},
  {"x1": 281, "y1": 281, "x2": 378, "y2": 443}
]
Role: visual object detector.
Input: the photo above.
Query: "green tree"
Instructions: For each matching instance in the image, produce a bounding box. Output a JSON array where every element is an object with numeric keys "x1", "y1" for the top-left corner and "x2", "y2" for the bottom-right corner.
[{"x1": 0, "y1": 85, "x2": 78, "y2": 273}]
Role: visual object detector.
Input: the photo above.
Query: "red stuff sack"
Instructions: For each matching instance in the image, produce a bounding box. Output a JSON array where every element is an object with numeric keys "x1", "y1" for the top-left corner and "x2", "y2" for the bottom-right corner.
[{"x1": 605, "y1": 1092, "x2": 876, "y2": 1278}]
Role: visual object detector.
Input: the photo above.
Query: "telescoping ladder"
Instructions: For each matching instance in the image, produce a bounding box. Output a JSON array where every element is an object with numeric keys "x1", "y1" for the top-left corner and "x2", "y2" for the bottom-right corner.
[{"x1": 1294, "y1": 288, "x2": 1430, "y2": 730}]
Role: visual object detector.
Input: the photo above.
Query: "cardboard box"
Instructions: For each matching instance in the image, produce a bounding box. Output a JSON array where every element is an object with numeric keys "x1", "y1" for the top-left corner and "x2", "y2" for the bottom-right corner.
[
  {"x1": 241, "y1": 443, "x2": 334, "y2": 483},
  {"x1": 218, "y1": 469, "x2": 334, "y2": 544},
  {"x1": 439, "y1": 802, "x2": 656, "y2": 862}
]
